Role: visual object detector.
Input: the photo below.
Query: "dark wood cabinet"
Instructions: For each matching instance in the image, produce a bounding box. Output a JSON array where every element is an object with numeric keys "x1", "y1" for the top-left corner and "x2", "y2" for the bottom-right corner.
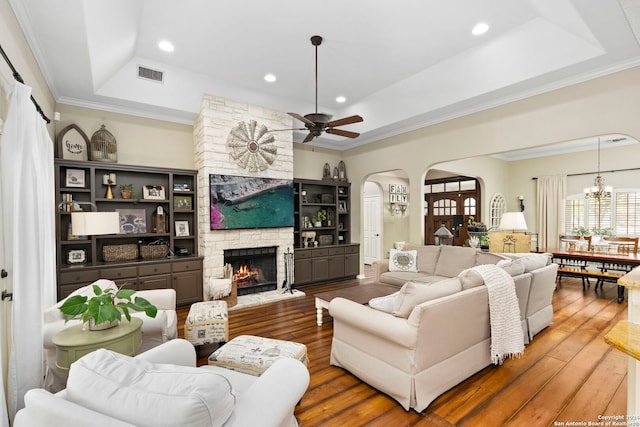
[
  {"x1": 54, "y1": 159, "x2": 202, "y2": 305},
  {"x1": 294, "y1": 244, "x2": 359, "y2": 285},
  {"x1": 292, "y1": 178, "x2": 359, "y2": 285}
]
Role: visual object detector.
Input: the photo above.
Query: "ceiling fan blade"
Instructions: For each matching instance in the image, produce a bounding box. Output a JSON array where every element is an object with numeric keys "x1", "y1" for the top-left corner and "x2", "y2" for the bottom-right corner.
[
  {"x1": 288, "y1": 112, "x2": 316, "y2": 127},
  {"x1": 326, "y1": 115, "x2": 363, "y2": 128},
  {"x1": 326, "y1": 128, "x2": 360, "y2": 139},
  {"x1": 302, "y1": 132, "x2": 316, "y2": 143},
  {"x1": 266, "y1": 127, "x2": 306, "y2": 133}
]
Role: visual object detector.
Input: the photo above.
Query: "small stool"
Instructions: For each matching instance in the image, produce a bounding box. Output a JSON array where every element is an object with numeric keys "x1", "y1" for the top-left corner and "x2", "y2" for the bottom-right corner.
[
  {"x1": 184, "y1": 301, "x2": 229, "y2": 346},
  {"x1": 208, "y1": 335, "x2": 307, "y2": 376}
]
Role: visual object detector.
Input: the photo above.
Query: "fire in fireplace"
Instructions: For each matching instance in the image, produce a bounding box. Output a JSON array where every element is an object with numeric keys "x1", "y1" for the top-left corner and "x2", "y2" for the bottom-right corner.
[
  {"x1": 234, "y1": 264, "x2": 259, "y2": 286},
  {"x1": 224, "y1": 246, "x2": 277, "y2": 295}
]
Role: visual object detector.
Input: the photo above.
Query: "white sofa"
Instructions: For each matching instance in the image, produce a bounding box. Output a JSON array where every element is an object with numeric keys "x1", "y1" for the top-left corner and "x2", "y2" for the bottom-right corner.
[
  {"x1": 42, "y1": 279, "x2": 178, "y2": 392},
  {"x1": 373, "y1": 245, "x2": 558, "y2": 341},
  {"x1": 330, "y1": 246, "x2": 558, "y2": 412},
  {"x1": 15, "y1": 339, "x2": 310, "y2": 427}
]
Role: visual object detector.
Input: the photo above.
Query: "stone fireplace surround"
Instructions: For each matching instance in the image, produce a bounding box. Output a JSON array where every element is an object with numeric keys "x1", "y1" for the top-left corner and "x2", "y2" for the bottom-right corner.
[{"x1": 194, "y1": 95, "x2": 294, "y2": 300}]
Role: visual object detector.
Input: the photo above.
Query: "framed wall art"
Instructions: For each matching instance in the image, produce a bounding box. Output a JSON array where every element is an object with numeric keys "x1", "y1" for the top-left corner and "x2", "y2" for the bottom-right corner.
[
  {"x1": 65, "y1": 169, "x2": 85, "y2": 188},
  {"x1": 175, "y1": 220, "x2": 190, "y2": 237},
  {"x1": 56, "y1": 124, "x2": 90, "y2": 161},
  {"x1": 116, "y1": 209, "x2": 147, "y2": 234},
  {"x1": 143, "y1": 185, "x2": 165, "y2": 200},
  {"x1": 174, "y1": 195, "x2": 193, "y2": 210}
]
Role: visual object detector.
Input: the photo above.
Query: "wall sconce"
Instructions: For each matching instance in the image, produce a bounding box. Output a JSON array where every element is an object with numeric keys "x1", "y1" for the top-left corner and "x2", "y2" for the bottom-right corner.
[
  {"x1": 518, "y1": 195, "x2": 525, "y2": 212},
  {"x1": 389, "y1": 203, "x2": 408, "y2": 216}
]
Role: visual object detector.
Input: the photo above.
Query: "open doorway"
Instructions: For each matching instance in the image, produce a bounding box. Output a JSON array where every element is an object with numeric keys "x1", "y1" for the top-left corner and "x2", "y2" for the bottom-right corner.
[{"x1": 364, "y1": 170, "x2": 410, "y2": 263}]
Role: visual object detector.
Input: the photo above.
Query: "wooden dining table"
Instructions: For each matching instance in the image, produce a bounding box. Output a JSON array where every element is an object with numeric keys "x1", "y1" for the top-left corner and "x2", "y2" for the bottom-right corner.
[{"x1": 543, "y1": 248, "x2": 640, "y2": 303}]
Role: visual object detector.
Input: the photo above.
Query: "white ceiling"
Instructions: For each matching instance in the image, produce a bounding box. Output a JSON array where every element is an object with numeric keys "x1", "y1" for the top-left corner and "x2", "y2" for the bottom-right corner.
[{"x1": 10, "y1": 0, "x2": 640, "y2": 151}]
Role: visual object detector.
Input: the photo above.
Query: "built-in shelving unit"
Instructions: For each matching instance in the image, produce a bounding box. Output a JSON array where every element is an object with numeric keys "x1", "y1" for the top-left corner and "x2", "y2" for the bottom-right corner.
[
  {"x1": 54, "y1": 159, "x2": 202, "y2": 306},
  {"x1": 293, "y1": 178, "x2": 359, "y2": 285}
]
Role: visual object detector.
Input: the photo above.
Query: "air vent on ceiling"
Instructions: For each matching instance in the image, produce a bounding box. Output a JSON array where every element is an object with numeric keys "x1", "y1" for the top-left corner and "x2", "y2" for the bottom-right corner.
[{"x1": 137, "y1": 65, "x2": 164, "y2": 83}]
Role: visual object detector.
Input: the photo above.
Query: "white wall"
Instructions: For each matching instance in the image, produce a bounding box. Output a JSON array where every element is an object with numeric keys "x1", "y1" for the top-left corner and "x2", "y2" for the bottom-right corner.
[{"x1": 54, "y1": 105, "x2": 194, "y2": 169}]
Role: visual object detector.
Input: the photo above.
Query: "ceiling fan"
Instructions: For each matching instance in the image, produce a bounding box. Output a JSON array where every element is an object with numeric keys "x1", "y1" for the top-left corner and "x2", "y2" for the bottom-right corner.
[{"x1": 287, "y1": 35, "x2": 363, "y2": 143}]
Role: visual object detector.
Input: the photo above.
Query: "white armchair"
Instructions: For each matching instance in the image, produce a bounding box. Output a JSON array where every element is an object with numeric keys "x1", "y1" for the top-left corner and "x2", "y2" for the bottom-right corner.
[
  {"x1": 16, "y1": 339, "x2": 309, "y2": 427},
  {"x1": 42, "y1": 279, "x2": 178, "y2": 392}
]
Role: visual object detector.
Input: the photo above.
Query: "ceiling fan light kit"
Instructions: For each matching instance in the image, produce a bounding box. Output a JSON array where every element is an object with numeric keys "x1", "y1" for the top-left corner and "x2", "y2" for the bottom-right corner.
[{"x1": 287, "y1": 35, "x2": 364, "y2": 143}]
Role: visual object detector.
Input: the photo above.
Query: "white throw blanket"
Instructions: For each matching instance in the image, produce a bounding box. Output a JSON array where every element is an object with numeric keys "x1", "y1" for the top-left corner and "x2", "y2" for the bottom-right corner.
[{"x1": 471, "y1": 264, "x2": 524, "y2": 364}]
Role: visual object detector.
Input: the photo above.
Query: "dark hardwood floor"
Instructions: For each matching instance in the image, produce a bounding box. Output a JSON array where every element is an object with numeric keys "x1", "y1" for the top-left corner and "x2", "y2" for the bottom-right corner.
[{"x1": 177, "y1": 269, "x2": 628, "y2": 426}]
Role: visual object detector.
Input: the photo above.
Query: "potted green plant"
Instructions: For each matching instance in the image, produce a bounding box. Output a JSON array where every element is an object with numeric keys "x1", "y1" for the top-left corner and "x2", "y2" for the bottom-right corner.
[
  {"x1": 119, "y1": 183, "x2": 134, "y2": 199},
  {"x1": 312, "y1": 209, "x2": 327, "y2": 227},
  {"x1": 573, "y1": 227, "x2": 590, "y2": 238},
  {"x1": 59, "y1": 284, "x2": 157, "y2": 330}
]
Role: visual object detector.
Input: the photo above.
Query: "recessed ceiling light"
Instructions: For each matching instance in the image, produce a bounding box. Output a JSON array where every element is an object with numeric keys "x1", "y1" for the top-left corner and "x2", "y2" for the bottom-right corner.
[
  {"x1": 336, "y1": 96, "x2": 346, "y2": 103},
  {"x1": 264, "y1": 73, "x2": 277, "y2": 83},
  {"x1": 158, "y1": 40, "x2": 175, "y2": 52},
  {"x1": 472, "y1": 22, "x2": 489, "y2": 36}
]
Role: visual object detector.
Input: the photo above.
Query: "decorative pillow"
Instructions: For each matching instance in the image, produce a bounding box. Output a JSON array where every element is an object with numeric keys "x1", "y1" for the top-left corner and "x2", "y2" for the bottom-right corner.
[
  {"x1": 66, "y1": 349, "x2": 235, "y2": 427},
  {"x1": 389, "y1": 249, "x2": 418, "y2": 272},
  {"x1": 392, "y1": 278, "x2": 462, "y2": 318},
  {"x1": 368, "y1": 292, "x2": 399, "y2": 313},
  {"x1": 458, "y1": 269, "x2": 484, "y2": 290},
  {"x1": 518, "y1": 254, "x2": 549, "y2": 272},
  {"x1": 497, "y1": 258, "x2": 526, "y2": 276}
]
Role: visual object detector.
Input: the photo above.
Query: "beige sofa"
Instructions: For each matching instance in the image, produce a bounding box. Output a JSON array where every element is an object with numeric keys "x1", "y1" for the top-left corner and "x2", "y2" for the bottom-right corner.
[{"x1": 330, "y1": 245, "x2": 557, "y2": 411}]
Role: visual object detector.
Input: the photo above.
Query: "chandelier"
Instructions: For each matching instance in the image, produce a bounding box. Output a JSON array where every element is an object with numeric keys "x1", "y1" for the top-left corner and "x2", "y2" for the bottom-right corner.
[{"x1": 584, "y1": 138, "x2": 612, "y2": 199}]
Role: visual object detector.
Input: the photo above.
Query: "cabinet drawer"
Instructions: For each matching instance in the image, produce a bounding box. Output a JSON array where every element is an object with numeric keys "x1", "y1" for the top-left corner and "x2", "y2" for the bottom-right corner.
[
  {"x1": 59, "y1": 270, "x2": 100, "y2": 285},
  {"x1": 328, "y1": 247, "x2": 345, "y2": 256},
  {"x1": 312, "y1": 248, "x2": 329, "y2": 257},
  {"x1": 139, "y1": 263, "x2": 172, "y2": 276},
  {"x1": 101, "y1": 267, "x2": 138, "y2": 280},
  {"x1": 345, "y1": 244, "x2": 359, "y2": 254},
  {"x1": 172, "y1": 259, "x2": 202, "y2": 272},
  {"x1": 294, "y1": 249, "x2": 312, "y2": 259}
]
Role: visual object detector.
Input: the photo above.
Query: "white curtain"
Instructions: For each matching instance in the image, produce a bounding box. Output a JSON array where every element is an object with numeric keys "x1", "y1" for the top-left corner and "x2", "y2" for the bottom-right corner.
[
  {"x1": 0, "y1": 80, "x2": 56, "y2": 423},
  {"x1": 536, "y1": 175, "x2": 567, "y2": 250}
]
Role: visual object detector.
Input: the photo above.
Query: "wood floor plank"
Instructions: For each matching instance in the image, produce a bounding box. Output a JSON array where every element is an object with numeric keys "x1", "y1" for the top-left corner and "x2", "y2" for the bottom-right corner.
[{"x1": 176, "y1": 270, "x2": 629, "y2": 426}]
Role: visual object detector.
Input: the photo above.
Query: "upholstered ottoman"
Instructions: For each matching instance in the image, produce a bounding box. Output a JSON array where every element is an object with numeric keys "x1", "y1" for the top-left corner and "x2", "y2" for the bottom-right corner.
[
  {"x1": 183, "y1": 301, "x2": 229, "y2": 346},
  {"x1": 208, "y1": 335, "x2": 307, "y2": 376}
]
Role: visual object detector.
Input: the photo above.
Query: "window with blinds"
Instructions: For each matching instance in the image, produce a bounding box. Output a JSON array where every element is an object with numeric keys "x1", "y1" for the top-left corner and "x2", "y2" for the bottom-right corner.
[
  {"x1": 565, "y1": 190, "x2": 640, "y2": 236},
  {"x1": 615, "y1": 191, "x2": 640, "y2": 235}
]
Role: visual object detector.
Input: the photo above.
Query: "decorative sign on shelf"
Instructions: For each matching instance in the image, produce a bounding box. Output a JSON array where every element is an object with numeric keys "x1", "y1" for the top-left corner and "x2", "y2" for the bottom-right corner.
[{"x1": 56, "y1": 124, "x2": 90, "y2": 161}]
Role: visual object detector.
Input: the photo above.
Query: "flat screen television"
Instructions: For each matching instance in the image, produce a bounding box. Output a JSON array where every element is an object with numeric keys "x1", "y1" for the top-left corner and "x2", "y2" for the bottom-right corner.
[{"x1": 209, "y1": 174, "x2": 294, "y2": 230}]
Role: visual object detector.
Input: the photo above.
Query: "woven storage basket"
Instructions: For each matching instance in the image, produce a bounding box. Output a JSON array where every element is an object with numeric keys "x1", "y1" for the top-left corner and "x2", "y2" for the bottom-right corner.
[
  {"x1": 140, "y1": 243, "x2": 168, "y2": 260},
  {"x1": 318, "y1": 235, "x2": 334, "y2": 246},
  {"x1": 103, "y1": 244, "x2": 138, "y2": 262}
]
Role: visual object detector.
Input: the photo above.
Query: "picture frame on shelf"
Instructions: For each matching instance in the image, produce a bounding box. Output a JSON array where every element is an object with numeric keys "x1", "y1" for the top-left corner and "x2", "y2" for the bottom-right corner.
[
  {"x1": 174, "y1": 195, "x2": 192, "y2": 210},
  {"x1": 175, "y1": 220, "x2": 189, "y2": 237},
  {"x1": 143, "y1": 185, "x2": 166, "y2": 200},
  {"x1": 338, "y1": 201, "x2": 348, "y2": 213},
  {"x1": 116, "y1": 209, "x2": 147, "y2": 234},
  {"x1": 66, "y1": 249, "x2": 87, "y2": 265},
  {"x1": 65, "y1": 169, "x2": 85, "y2": 188}
]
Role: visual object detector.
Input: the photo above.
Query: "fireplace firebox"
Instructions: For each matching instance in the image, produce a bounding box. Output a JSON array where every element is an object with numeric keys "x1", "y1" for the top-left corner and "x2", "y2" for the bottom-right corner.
[{"x1": 223, "y1": 247, "x2": 277, "y2": 295}]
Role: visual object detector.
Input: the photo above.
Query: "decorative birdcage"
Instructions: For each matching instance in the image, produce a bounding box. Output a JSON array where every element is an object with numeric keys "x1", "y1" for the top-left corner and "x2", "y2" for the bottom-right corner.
[{"x1": 90, "y1": 124, "x2": 117, "y2": 162}]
